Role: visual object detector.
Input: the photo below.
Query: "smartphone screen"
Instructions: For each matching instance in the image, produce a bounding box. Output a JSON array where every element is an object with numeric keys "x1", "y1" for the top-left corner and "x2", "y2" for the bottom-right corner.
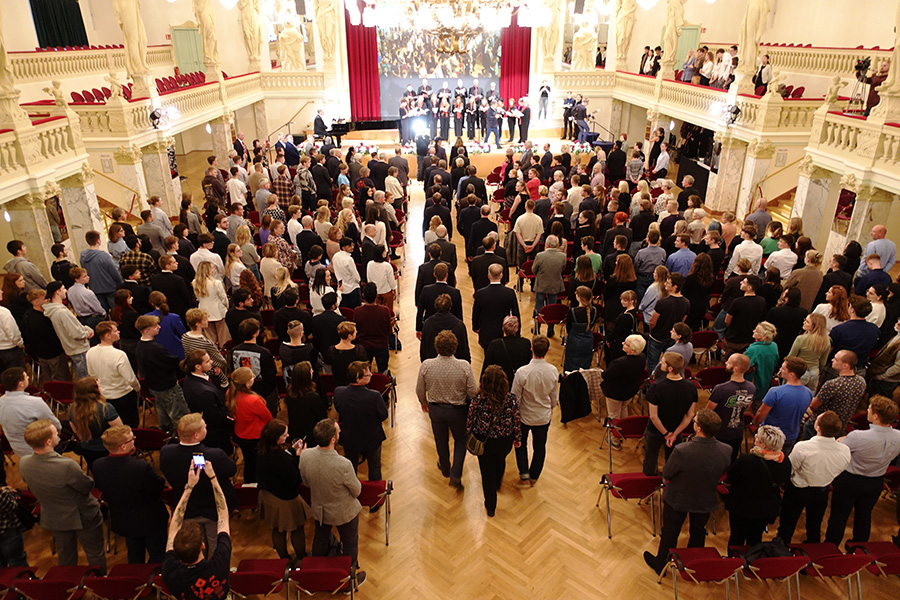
[{"x1": 192, "y1": 453, "x2": 206, "y2": 469}]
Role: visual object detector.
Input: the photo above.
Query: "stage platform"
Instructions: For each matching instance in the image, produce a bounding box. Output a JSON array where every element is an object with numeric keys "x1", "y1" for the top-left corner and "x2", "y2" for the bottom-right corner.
[{"x1": 343, "y1": 125, "x2": 566, "y2": 143}]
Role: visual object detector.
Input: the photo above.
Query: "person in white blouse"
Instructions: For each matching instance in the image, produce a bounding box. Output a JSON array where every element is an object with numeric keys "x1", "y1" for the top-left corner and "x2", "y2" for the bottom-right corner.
[
  {"x1": 189, "y1": 234, "x2": 226, "y2": 280},
  {"x1": 192, "y1": 261, "x2": 230, "y2": 346},
  {"x1": 865, "y1": 285, "x2": 887, "y2": 328},
  {"x1": 651, "y1": 142, "x2": 670, "y2": 179},
  {"x1": 225, "y1": 244, "x2": 247, "y2": 288},
  {"x1": 385, "y1": 167, "x2": 404, "y2": 202},
  {"x1": 765, "y1": 235, "x2": 798, "y2": 280},
  {"x1": 725, "y1": 223, "x2": 763, "y2": 278},
  {"x1": 366, "y1": 245, "x2": 397, "y2": 312},
  {"x1": 309, "y1": 268, "x2": 341, "y2": 316}
]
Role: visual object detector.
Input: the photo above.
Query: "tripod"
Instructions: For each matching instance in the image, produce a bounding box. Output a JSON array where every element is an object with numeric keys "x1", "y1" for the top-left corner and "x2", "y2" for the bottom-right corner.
[{"x1": 848, "y1": 75, "x2": 869, "y2": 114}]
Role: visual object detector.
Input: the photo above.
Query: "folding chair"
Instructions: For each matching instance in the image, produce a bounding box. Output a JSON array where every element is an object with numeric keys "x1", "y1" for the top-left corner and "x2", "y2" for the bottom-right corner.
[
  {"x1": 230, "y1": 558, "x2": 292, "y2": 599},
  {"x1": 0, "y1": 566, "x2": 37, "y2": 598},
  {"x1": 693, "y1": 367, "x2": 730, "y2": 391},
  {"x1": 536, "y1": 303, "x2": 568, "y2": 348},
  {"x1": 42, "y1": 380, "x2": 74, "y2": 416},
  {"x1": 357, "y1": 480, "x2": 392, "y2": 545},
  {"x1": 12, "y1": 566, "x2": 102, "y2": 600},
  {"x1": 517, "y1": 260, "x2": 535, "y2": 298},
  {"x1": 728, "y1": 545, "x2": 810, "y2": 600},
  {"x1": 289, "y1": 556, "x2": 356, "y2": 598},
  {"x1": 83, "y1": 563, "x2": 160, "y2": 600},
  {"x1": 367, "y1": 374, "x2": 396, "y2": 427},
  {"x1": 132, "y1": 427, "x2": 169, "y2": 462},
  {"x1": 846, "y1": 541, "x2": 900, "y2": 577},
  {"x1": 666, "y1": 548, "x2": 744, "y2": 600},
  {"x1": 601, "y1": 415, "x2": 650, "y2": 473},
  {"x1": 234, "y1": 483, "x2": 259, "y2": 515},
  {"x1": 690, "y1": 331, "x2": 721, "y2": 367},
  {"x1": 596, "y1": 473, "x2": 662, "y2": 538},
  {"x1": 790, "y1": 543, "x2": 873, "y2": 600}
]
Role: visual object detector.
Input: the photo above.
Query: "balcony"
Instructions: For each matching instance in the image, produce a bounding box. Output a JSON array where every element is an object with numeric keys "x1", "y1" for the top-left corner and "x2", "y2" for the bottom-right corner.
[
  {"x1": 758, "y1": 43, "x2": 891, "y2": 81},
  {"x1": 9, "y1": 45, "x2": 173, "y2": 83}
]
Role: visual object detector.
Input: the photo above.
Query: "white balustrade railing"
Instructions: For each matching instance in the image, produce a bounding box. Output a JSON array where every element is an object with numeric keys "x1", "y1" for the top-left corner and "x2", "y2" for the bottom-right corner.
[
  {"x1": 34, "y1": 116, "x2": 78, "y2": 160},
  {"x1": 658, "y1": 80, "x2": 728, "y2": 117},
  {"x1": 261, "y1": 71, "x2": 326, "y2": 90},
  {"x1": 9, "y1": 45, "x2": 174, "y2": 83},
  {"x1": 759, "y1": 44, "x2": 891, "y2": 79},
  {"x1": 224, "y1": 73, "x2": 263, "y2": 102},
  {"x1": 553, "y1": 72, "x2": 616, "y2": 91},
  {"x1": 158, "y1": 82, "x2": 224, "y2": 119},
  {"x1": 0, "y1": 131, "x2": 20, "y2": 178}
]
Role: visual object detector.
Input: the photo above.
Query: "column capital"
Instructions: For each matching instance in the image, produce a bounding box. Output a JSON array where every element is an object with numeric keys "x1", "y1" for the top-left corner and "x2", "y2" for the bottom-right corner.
[
  {"x1": 839, "y1": 173, "x2": 858, "y2": 193},
  {"x1": 855, "y1": 184, "x2": 895, "y2": 204},
  {"x1": 60, "y1": 162, "x2": 95, "y2": 188},
  {"x1": 143, "y1": 138, "x2": 175, "y2": 154},
  {"x1": 15, "y1": 182, "x2": 61, "y2": 207},
  {"x1": 714, "y1": 130, "x2": 748, "y2": 150},
  {"x1": 114, "y1": 144, "x2": 143, "y2": 164},
  {"x1": 210, "y1": 111, "x2": 234, "y2": 127},
  {"x1": 798, "y1": 155, "x2": 830, "y2": 180},
  {"x1": 747, "y1": 139, "x2": 776, "y2": 159}
]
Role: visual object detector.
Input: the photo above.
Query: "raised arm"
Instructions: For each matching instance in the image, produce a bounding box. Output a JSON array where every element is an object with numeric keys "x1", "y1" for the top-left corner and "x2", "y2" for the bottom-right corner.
[
  {"x1": 166, "y1": 464, "x2": 201, "y2": 550},
  {"x1": 204, "y1": 462, "x2": 230, "y2": 536}
]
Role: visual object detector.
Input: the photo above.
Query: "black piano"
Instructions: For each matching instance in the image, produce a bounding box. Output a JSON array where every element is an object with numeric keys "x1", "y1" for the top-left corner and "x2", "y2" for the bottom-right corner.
[{"x1": 328, "y1": 120, "x2": 350, "y2": 146}]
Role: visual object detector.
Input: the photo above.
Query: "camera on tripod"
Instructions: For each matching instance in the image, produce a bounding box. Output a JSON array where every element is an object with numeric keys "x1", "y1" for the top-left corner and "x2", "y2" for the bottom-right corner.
[{"x1": 855, "y1": 57, "x2": 872, "y2": 82}]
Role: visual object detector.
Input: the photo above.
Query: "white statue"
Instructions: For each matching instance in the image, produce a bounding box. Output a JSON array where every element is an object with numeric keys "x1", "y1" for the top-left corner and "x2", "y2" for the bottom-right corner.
[
  {"x1": 736, "y1": 0, "x2": 771, "y2": 76},
  {"x1": 879, "y1": 2, "x2": 900, "y2": 92},
  {"x1": 238, "y1": 0, "x2": 262, "y2": 64},
  {"x1": 571, "y1": 25, "x2": 598, "y2": 71},
  {"x1": 105, "y1": 72, "x2": 124, "y2": 99},
  {"x1": 279, "y1": 20, "x2": 306, "y2": 71},
  {"x1": 43, "y1": 80, "x2": 66, "y2": 107},
  {"x1": 192, "y1": 0, "x2": 220, "y2": 67},
  {"x1": 539, "y1": 0, "x2": 561, "y2": 66},
  {"x1": 614, "y1": 0, "x2": 636, "y2": 63},
  {"x1": 314, "y1": 0, "x2": 339, "y2": 63},
  {"x1": 824, "y1": 76, "x2": 846, "y2": 106},
  {"x1": 113, "y1": 0, "x2": 150, "y2": 77},
  {"x1": 661, "y1": 0, "x2": 687, "y2": 69},
  {"x1": 764, "y1": 70, "x2": 785, "y2": 98}
]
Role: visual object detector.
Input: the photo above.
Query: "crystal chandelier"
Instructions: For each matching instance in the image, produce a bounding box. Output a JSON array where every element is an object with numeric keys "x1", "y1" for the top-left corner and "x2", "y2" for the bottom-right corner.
[{"x1": 348, "y1": 0, "x2": 551, "y2": 31}]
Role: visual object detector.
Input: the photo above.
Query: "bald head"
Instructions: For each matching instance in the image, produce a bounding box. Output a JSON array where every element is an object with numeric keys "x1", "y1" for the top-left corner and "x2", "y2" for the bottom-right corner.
[
  {"x1": 364, "y1": 224, "x2": 377, "y2": 237},
  {"x1": 488, "y1": 264, "x2": 503, "y2": 281},
  {"x1": 480, "y1": 205, "x2": 491, "y2": 217},
  {"x1": 436, "y1": 225, "x2": 448, "y2": 239},
  {"x1": 726, "y1": 353, "x2": 750, "y2": 374},
  {"x1": 301, "y1": 215, "x2": 314, "y2": 229},
  {"x1": 872, "y1": 225, "x2": 887, "y2": 240}
]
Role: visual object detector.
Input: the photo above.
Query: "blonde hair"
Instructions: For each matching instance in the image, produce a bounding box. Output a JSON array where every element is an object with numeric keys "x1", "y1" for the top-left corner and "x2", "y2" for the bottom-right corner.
[
  {"x1": 755, "y1": 321, "x2": 777, "y2": 342},
  {"x1": 635, "y1": 180, "x2": 650, "y2": 197},
  {"x1": 192, "y1": 261, "x2": 216, "y2": 298},
  {"x1": 617, "y1": 181, "x2": 629, "y2": 196},
  {"x1": 316, "y1": 206, "x2": 331, "y2": 223},
  {"x1": 273, "y1": 266, "x2": 296, "y2": 295},
  {"x1": 224, "y1": 244, "x2": 242, "y2": 276},
  {"x1": 177, "y1": 413, "x2": 205, "y2": 439},
  {"x1": 335, "y1": 208, "x2": 355, "y2": 233},
  {"x1": 804, "y1": 313, "x2": 831, "y2": 354},
  {"x1": 235, "y1": 224, "x2": 252, "y2": 247},
  {"x1": 428, "y1": 215, "x2": 442, "y2": 232}
]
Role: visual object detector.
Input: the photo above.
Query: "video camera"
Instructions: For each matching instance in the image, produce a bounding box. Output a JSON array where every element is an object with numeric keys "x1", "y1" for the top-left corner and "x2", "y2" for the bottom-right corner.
[{"x1": 855, "y1": 57, "x2": 872, "y2": 82}]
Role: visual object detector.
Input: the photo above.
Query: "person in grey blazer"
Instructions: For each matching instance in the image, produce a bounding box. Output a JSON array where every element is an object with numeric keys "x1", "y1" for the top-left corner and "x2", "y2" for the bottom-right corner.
[
  {"x1": 532, "y1": 235, "x2": 568, "y2": 336},
  {"x1": 643, "y1": 409, "x2": 731, "y2": 574},
  {"x1": 18, "y1": 419, "x2": 106, "y2": 572},
  {"x1": 299, "y1": 419, "x2": 366, "y2": 589}
]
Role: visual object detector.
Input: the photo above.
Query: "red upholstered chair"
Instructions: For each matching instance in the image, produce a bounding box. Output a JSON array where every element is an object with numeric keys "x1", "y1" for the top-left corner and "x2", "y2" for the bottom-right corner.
[
  {"x1": 847, "y1": 541, "x2": 900, "y2": 576},
  {"x1": 0, "y1": 567, "x2": 37, "y2": 598},
  {"x1": 42, "y1": 380, "x2": 74, "y2": 414},
  {"x1": 388, "y1": 229, "x2": 405, "y2": 262},
  {"x1": 259, "y1": 308, "x2": 275, "y2": 331},
  {"x1": 367, "y1": 374, "x2": 396, "y2": 427},
  {"x1": 665, "y1": 548, "x2": 744, "y2": 599},
  {"x1": 71, "y1": 91, "x2": 85, "y2": 103},
  {"x1": 12, "y1": 566, "x2": 102, "y2": 600},
  {"x1": 84, "y1": 563, "x2": 161, "y2": 600},
  {"x1": 596, "y1": 473, "x2": 662, "y2": 538},
  {"x1": 791, "y1": 86, "x2": 805, "y2": 98},
  {"x1": 289, "y1": 556, "x2": 355, "y2": 597},
  {"x1": 693, "y1": 367, "x2": 730, "y2": 391},
  {"x1": 339, "y1": 307, "x2": 355, "y2": 320},
  {"x1": 132, "y1": 427, "x2": 169, "y2": 462},
  {"x1": 517, "y1": 259, "x2": 535, "y2": 298},
  {"x1": 690, "y1": 331, "x2": 720, "y2": 367},
  {"x1": 234, "y1": 483, "x2": 260, "y2": 513},
  {"x1": 357, "y1": 480, "x2": 392, "y2": 545},
  {"x1": 230, "y1": 558, "x2": 292, "y2": 599},
  {"x1": 602, "y1": 415, "x2": 650, "y2": 473},
  {"x1": 728, "y1": 545, "x2": 810, "y2": 599},
  {"x1": 790, "y1": 543, "x2": 873, "y2": 597}
]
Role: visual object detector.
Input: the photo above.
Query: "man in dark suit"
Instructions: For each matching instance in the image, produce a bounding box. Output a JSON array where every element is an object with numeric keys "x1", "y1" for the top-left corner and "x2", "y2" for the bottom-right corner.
[
  {"x1": 314, "y1": 109, "x2": 328, "y2": 137},
  {"x1": 429, "y1": 177, "x2": 452, "y2": 206},
  {"x1": 519, "y1": 141, "x2": 534, "y2": 173},
  {"x1": 417, "y1": 263, "x2": 462, "y2": 333},
  {"x1": 310, "y1": 153, "x2": 333, "y2": 201},
  {"x1": 275, "y1": 133, "x2": 300, "y2": 167},
  {"x1": 118, "y1": 265, "x2": 153, "y2": 314},
  {"x1": 93, "y1": 425, "x2": 169, "y2": 564},
  {"x1": 415, "y1": 244, "x2": 456, "y2": 305},
  {"x1": 471, "y1": 236, "x2": 509, "y2": 291},
  {"x1": 540, "y1": 143, "x2": 553, "y2": 179},
  {"x1": 388, "y1": 148, "x2": 410, "y2": 186},
  {"x1": 360, "y1": 225, "x2": 379, "y2": 266},
  {"x1": 676, "y1": 174, "x2": 699, "y2": 211},
  {"x1": 468, "y1": 206, "x2": 498, "y2": 259},
  {"x1": 420, "y1": 293, "x2": 470, "y2": 362},
  {"x1": 472, "y1": 264, "x2": 520, "y2": 351},
  {"x1": 310, "y1": 293, "x2": 346, "y2": 363},
  {"x1": 475, "y1": 232, "x2": 508, "y2": 262},
  {"x1": 606, "y1": 140, "x2": 627, "y2": 183},
  {"x1": 150, "y1": 255, "x2": 193, "y2": 323},
  {"x1": 422, "y1": 155, "x2": 439, "y2": 188},
  {"x1": 369, "y1": 152, "x2": 390, "y2": 191},
  {"x1": 458, "y1": 166, "x2": 488, "y2": 205},
  {"x1": 295, "y1": 215, "x2": 321, "y2": 264},
  {"x1": 159, "y1": 413, "x2": 237, "y2": 553},
  {"x1": 325, "y1": 149, "x2": 342, "y2": 184},
  {"x1": 427, "y1": 161, "x2": 451, "y2": 192},
  {"x1": 601, "y1": 213, "x2": 634, "y2": 256},
  {"x1": 333, "y1": 361, "x2": 388, "y2": 480},
  {"x1": 423, "y1": 197, "x2": 453, "y2": 239},
  {"x1": 233, "y1": 131, "x2": 249, "y2": 162},
  {"x1": 164, "y1": 234, "x2": 195, "y2": 285},
  {"x1": 432, "y1": 226, "x2": 457, "y2": 273}
]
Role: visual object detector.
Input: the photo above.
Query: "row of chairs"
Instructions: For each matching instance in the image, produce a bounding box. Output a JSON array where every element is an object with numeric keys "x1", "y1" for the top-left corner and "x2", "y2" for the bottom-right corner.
[
  {"x1": 70, "y1": 83, "x2": 135, "y2": 104},
  {"x1": 34, "y1": 45, "x2": 124, "y2": 51},
  {"x1": 155, "y1": 72, "x2": 208, "y2": 94}
]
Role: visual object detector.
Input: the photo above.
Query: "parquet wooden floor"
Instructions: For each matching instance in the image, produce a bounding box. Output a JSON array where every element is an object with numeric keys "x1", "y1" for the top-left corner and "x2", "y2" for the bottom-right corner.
[{"x1": 12, "y1": 152, "x2": 899, "y2": 600}]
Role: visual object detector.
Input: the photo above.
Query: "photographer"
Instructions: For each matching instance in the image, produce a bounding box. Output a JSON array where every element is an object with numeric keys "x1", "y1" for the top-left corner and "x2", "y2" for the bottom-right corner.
[{"x1": 865, "y1": 60, "x2": 890, "y2": 116}]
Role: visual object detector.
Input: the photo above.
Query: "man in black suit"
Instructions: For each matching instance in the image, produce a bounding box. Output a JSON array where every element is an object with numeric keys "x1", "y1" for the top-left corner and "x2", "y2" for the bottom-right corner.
[
  {"x1": 310, "y1": 153, "x2": 333, "y2": 201},
  {"x1": 475, "y1": 231, "x2": 508, "y2": 262},
  {"x1": 93, "y1": 425, "x2": 170, "y2": 564},
  {"x1": 224, "y1": 288, "x2": 261, "y2": 343},
  {"x1": 459, "y1": 165, "x2": 488, "y2": 205},
  {"x1": 472, "y1": 264, "x2": 520, "y2": 351},
  {"x1": 118, "y1": 265, "x2": 153, "y2": 314},
  {"x1": 314, "y1": 109, "x2": 328, "y2": 137},
  {"x1": 468, "y1": 206, "x2": 498, "y2": 259},
  {"x1": 676, "y1": 174, "x2": 699, "y2": 211},
  {"x1": 422, "y1": 155, "x2": 439, "y2": 188},
  {"x1": 607, "y1": 140, "x2": 627, "y2": 183},
  {"x1": 415, "y1": 244, "x2": 456, "y2": 305},
  {"x1": 233, "y1": 131, "x2": 249, "y2": 162},
  {"x1": 601, "y1": 213, "x2": 634, "y2": 256},
  {"x1": 417, "y1": 263, "x2": 462, "y2": 333},
  {"x1": 471, "y1": 236, "x2": 509, "y2": 291},
  {"x1": 150, "y1": 255, "x2": 193, "y2": 323},
  {"x1": 360, "y1": 224, "x2": 379, "y2": 266},
  {"x1": 369, "y1": 152, "x2": 390, "y2": 191},
  {"x1": 276, "y1": 133, "x2": 300, "y2": 167},
  {"x1": 420, "y1": 293, "x2": 470, "y2": 362},
  {"x1": 429, "y1": 176, "x2": 452, "y2": 206},
  {"x1": 423, "y1": 196, "x2": 453, "y2": 239},
  {"x1": 432, "y1": 226, "x2": 457, "y2": 273},
  {"x1": 310, "y1": 293, "x2": 346, "y2": 364},
  {"x1": 164, "y1": 234, "x2": 195, "y2": 285},
  {"x1": 540, "y1": 143, "x2": 553, "y2": 179},
  {"x1": 325, "y1": 149, "x2": 342, "y2": 184},
  {"x1": 427, "y1": 160, "x2": 451, "y2": 192},
  {"x1": 333, "y1": 361, "x2": 388, "y2": 480},
  {"x1": 295, "y1": 215, "x2": 321, "y2": 265},
  {"x1": 159, "y1": 413, "x2": 237, "y2": 553},
  {"x1": 388, "y1": 148, "x2": 410, "y2": 186},
  {"x1": 273, "y1": 288, "x2": 311, "y2": 343}
]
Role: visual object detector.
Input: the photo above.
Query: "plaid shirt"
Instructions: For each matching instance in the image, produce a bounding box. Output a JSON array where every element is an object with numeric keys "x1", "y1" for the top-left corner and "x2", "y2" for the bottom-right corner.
[
  {"x1": 272, "y1": 235, "x2": 298, "y2": 271},
  {"x1": 118, "y1": 249, "x2": 158, "y2": 285},
  {"x1": 271, "y1": 174, "x2": 294, "y2": 210},
  {"x1": 0, "y1": 488, "x2": 20, "y2": 532}
]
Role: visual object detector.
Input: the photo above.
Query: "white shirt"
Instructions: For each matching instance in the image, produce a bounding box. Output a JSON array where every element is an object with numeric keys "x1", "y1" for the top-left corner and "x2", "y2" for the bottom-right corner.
[
  {"x1": 867, "y1": 302, "x2": 886, "y2": 328},
  {"x1": 0, "y1": 306, "x2": 22, "y2": 350},
  {"x1": 765, "y1": 247, "x2": 797, "y2": 280},
  {"x1": 725, "y1": 239, "x2": 763, "y2": 278},
  {"x1": 86, "y1": 344, "x2": 140, "y2": 399},
  {"x1": 227, "y1": 178, "x2": 248, "y2": 205},
  {"x1": 190, "y1": 247, "x2": 226, "y2": 280},
  {"x1": 287, "y1": 218, "x2": 303, "y2": 247},
  {"x1": 310, "y1": 286, "x2": 341, "y2": 315},
  {"x1": 0, "y1": 391, "x2": 61, "y2": 456},
  {"x1": 367, "y1": 262, "x2": 396, "y2": 295},
  {"x1": 841, "y1": 425, "x2": 900, "y2": 477},
  {"x1": 813, "y1": 303, "x2": 846, "y2": 333},
  {"x1": 789, "y1": 435, "x2": 851, "y2": 488},
  {"x1": 511, "y1": 358, "x2": 559, "y2": 426},
  {"x1": 332, "y1": 250, "x2": 360, "y2": 293},
  {"x1": 196, "y1": 278, "x2": 229, "y2": 321},
  {"x1": 654, "y1": 151, "x2": 670, "y2": 173}
]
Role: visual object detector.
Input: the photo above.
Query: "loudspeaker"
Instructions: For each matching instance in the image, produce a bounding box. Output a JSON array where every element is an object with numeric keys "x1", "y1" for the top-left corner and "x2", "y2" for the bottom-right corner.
[{"x1": 573, "y1": 0, "x2": 585, "y2": 14}]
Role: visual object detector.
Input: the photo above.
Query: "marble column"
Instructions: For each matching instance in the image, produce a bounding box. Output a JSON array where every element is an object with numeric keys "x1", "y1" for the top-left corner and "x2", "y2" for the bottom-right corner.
[
  {"x1": 210, "y1": 112, "x2": 235, "y2": 175},
  {"x1": 736, "y1": 139, "x2": 776, "y2": 219},
  {"x1": 114, "y1": 144, "x2": 150, "y2": 210},
  {"x1": 253, "y1": 100, "x2": 268, "y2": 142},
  {"x1": 608, "y1": 99, "x2": 624, "y2": 140},
  {"x1": 59, "y1": 162, "x2": 105, "y2": 259},
  {"x1": 5, "y1": 187, "x2": 58, "y2": 279},
  {"x1": 792, "y1": 156, "x2": 840, "y2": 251},
  {"x1": 142, "y1": 138, "x2": 181, "y2": 217},
  {"x1": 846, "y1": 184, "x2": 895, "y2": 244},
  {"x1": 706, "y1": 132, "x2": 748, "y2": 213}
]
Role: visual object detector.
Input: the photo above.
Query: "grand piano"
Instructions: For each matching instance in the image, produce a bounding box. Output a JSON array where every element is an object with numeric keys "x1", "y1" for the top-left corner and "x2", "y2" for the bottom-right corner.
[{"x1": 327, "y1": 120, "x2": 349, "y2": 146}]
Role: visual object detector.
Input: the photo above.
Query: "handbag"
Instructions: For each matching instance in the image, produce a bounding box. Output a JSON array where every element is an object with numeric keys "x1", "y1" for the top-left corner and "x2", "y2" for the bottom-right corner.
[{"x1": 466, "y1": 404, "x2": 502, "y2": 456}]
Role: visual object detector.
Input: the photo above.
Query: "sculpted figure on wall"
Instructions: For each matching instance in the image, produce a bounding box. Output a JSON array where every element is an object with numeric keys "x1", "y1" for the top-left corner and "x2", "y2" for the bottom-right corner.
[
  {"x1": 238, "y1": 0, "x2": 263, "y2": 63},
  {"x1": 315, "y1": 0, "x2": 339, "y2": 64},
  {"x1": 661, "y1": 0, "x2": 687, "y2": 69},
  {"x1": 878, "y1": 1, "x2": 900, "y2": 93},
  {"x1": 113, "y1": 0, "x2": 150, "y2": 78},
  {"x1": 614, "y1": 0, "x2": 636, "y2": 64},
  {"x1": 539, "y1": 0, "x2": 561, "y2": 67},
  {"x1": 193, "y1": 0, "x2": 221, "y2": 67},
  {"x1": 0, "y1": 29, "x2": 15, "y2": 94},
  {"x1": 736, "y1": 0, "x2": 771, "y2": 76},
  {"x1": 279, "y1": 20, "x2": 306, "y2": 71},
  {"x1": 571, "y1": 24, "x2": 598, "y2": 71}
]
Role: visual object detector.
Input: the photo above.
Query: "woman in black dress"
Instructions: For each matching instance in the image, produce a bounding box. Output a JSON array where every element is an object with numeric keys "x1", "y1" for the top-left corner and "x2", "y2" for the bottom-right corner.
[
  {"x1": 283, "y1": 361, "x2": 328, "y2": 444},
  {"x1": 682, "y1": 253, "x2": 715, "y2": 331},
  {"x1": 329, "y1": 321, "x2": 369, "y2": 387},
  {"x1": 602, "y1": 254, "x2": 637, "y2": 328},
  {"x1": 605, "y1": 290, "x2": 640, "y2": 364}
]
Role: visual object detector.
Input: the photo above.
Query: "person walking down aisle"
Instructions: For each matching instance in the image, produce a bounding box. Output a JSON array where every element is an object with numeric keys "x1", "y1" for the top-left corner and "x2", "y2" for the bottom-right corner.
[
  {"x1": 467, "y1": 366, "x2": 521, "y2": 517},
  {"x1": 511, "y1": 336, "x2": 558, "y2": 487}
]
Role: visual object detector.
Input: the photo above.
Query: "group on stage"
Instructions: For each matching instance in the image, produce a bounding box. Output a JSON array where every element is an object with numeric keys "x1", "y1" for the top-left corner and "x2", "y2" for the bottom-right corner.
[{"x1": 398, "y1": 79, "x2": 531, "y2": 147}]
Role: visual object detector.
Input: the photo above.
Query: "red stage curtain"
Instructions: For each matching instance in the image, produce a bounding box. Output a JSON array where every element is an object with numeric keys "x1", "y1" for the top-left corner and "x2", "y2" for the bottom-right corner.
[
  {"x1": 345, "y1": 2, "x2": 381, "y2": 121},
  {"x1": 500, "y1": 14, "x2": 531, "y2": 103}
]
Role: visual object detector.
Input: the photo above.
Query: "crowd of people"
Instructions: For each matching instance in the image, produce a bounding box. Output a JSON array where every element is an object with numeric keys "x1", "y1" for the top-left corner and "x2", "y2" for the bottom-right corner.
[{"x1": 0, "y1": 124, "x2": 899, "y2": 596}]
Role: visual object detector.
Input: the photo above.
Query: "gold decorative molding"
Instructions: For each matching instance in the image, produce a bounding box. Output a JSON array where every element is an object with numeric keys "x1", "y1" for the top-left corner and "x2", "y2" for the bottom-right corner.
[
  {"x1": 748, "y1": 139, "x2": 776, "y2": 159},
  {"x1": 143, "y1": 139, "x2": 174, "y2": 154},
  {"x1": 114, "y1": 144, "x2": 143, "y2": 164}
]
